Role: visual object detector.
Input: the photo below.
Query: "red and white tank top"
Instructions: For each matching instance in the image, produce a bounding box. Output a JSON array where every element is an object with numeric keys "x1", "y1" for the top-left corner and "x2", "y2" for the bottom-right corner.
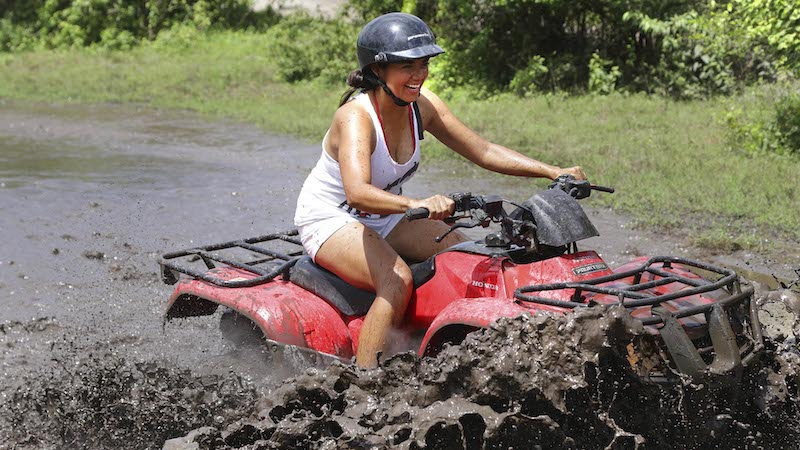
[{"x1": 294, "y1": 92, "x2": 422, "y2": 233}]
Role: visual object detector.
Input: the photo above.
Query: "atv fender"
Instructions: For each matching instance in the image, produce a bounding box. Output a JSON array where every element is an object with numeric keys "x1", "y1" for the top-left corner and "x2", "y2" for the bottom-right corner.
[
  {"x1": 419, "y1": 297, "x2": 563, "y2": 356},
  {"x1": 165, "y1": 268, "x2": 354, "y2": 358}
]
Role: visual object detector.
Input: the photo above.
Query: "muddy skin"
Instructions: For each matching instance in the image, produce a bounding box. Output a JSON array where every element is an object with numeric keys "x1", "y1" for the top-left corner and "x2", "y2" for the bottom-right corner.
[{"x1": 1, "y1": 101, "x2": 799, "y2": 449}]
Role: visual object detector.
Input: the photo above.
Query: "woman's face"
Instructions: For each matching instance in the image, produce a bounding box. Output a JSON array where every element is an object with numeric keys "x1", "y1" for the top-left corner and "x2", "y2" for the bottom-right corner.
[{"x1": 377, "y1": 58, "x2": 430, "y2": 103}]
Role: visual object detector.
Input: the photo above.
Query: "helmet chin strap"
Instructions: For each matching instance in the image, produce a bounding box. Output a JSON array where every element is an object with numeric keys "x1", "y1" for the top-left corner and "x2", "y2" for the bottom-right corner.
[
  {"x1": 365, "y1": 69, "x2": 410, "y2": 107},
  {"x1": 375, "y1": 78, "x2": 410, "y2": 107}
]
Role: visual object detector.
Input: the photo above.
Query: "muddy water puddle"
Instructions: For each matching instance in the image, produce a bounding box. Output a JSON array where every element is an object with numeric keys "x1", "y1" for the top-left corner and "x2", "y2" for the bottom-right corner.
[{"x1": 1, "y1": 100, "x2": 799, "y2": 448}]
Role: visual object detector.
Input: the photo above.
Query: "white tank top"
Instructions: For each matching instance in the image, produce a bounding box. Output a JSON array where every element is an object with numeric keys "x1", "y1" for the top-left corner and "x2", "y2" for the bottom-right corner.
[{"x1": 294, "y1": 92, "x2": 422, "y2": 233}]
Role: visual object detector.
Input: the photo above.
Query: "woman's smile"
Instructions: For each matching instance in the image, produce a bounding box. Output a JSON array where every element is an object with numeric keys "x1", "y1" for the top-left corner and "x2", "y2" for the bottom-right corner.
[
  {"x1": 404, "y1": 83, "x2": 422, "y2": 94},
  {"x1": 378, "y1": 58, "x2": 430, "y2": 102}
]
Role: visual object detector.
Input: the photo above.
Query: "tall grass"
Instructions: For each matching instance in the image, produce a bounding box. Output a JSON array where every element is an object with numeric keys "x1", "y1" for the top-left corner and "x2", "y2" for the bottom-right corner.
[
  {"x1": 437, "y1": 93, "x2": 799, "y2": 240},
  {"x1": 0, "y1": 32, "x2": 338, "y2": 138},
  {"x1": 0, "y1": 30, "x2": 797, "y2": 246}
]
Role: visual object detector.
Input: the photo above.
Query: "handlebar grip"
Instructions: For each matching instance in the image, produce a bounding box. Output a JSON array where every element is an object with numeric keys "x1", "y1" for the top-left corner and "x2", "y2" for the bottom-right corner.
[
  {"x1": 405, "y1": 208, "x2": 430, "y2": 221},
  {"x1": 590, "y1": 184, "x2": 615, "y2": 193}
]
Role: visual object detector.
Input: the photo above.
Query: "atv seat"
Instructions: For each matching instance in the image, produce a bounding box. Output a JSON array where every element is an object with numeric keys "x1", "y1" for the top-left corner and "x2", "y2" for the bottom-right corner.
[{"x1": 289, "y1": 256, "x2": 436, "y2": 317}]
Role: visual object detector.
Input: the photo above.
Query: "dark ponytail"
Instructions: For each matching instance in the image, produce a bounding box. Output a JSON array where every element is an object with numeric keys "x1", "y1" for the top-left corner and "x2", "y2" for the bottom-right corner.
[{"x1": 339, "y1": 66, "x2": 382, "y2": 107}]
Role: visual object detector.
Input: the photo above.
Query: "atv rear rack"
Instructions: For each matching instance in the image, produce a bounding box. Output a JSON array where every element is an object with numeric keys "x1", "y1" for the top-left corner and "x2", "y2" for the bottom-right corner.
[
  {"x1": 159, "y1": 230, "x2": 304, "y2": 288},
  {"x1": 514, "y1": 256, "x2": 764, "y2": 378}
]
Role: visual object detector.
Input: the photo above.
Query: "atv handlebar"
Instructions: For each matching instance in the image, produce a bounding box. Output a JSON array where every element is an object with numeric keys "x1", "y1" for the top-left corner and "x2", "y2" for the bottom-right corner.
[
  {"x1": 405, "y1": 192, "x2": 502, "y2": 222},
  {"x1": 590, "y1": 184, "x2": 615, "y2": 194},
  {"x1": 404, "y1": 178, "x2": 614, "y2": 247},
  {"x1": 549, "y1": 174, "x2": 615, "y2": 199},
  {"x1": 405, "y1": 176, "x2": 614, "y2": 221},
  {"x1": 405, "y1": 207, "x2": 430, "y2": 220}
]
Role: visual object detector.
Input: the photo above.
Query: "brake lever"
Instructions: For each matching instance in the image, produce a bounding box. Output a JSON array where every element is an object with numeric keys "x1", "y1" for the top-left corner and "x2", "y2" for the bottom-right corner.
[
  {"x1": 443, "y1": 214, "x2": 469, "y2": 225},
  {"x1": 435, "y1": 219, "x2": 483, "y2": 243}
]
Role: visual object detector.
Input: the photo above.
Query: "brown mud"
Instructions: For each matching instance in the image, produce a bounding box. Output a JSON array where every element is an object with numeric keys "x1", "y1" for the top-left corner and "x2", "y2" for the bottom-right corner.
[
  {"x1": 4, "y1": 327, "x2": 258, "y2": 448},
  {"x1": 1, "y1": 100, "x2": 799, "y2": 449},
  {"x1": 161, "y1": 296, "x2": 800, "y2": 450}
]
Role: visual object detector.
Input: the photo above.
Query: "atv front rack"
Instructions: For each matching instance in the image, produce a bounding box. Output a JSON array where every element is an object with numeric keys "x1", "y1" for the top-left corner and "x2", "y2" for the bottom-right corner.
[
  {"x1": 159, "y1": 230, "x2": 304, "y2": 288},
  {"x1": 514, "y1": 256, "x2": 764, "y2": 379}
]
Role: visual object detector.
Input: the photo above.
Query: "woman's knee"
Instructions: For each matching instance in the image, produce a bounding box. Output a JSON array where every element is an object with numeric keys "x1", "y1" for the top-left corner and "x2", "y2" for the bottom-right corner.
[
  {"x1": 395, "y1": 262, "x2": 414, "y2": 300},
  {"x1": 376, "y1": 260, "x2": 414, "y2": 306}
]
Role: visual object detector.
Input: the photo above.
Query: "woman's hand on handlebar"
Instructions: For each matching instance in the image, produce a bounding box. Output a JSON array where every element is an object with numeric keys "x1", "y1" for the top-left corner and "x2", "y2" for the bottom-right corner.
[
  {"x1": 557, "y1": 166, "x2": 586, "y2": 181},
  {"x1": 411, "y1": 195, "x2": 455, "y2": 221}
]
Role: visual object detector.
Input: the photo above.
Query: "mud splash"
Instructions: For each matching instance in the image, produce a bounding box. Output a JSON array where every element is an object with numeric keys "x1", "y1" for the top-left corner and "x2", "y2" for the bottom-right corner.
[
  {"x1": 0, "y1": 325, "x2": 259, "y2": 449},
  {"x1": 160, "y1": 291, "x2": 800, "y2": 450},
  {"x1": 1, "y1": 289, "x2": 799, "y2": 449}
]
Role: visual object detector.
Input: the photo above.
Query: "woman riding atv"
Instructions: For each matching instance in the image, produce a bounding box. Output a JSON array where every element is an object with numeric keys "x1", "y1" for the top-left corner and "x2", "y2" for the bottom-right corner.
[{"x1": 294, "y1": 12, "x2": 587, "y2": 368}]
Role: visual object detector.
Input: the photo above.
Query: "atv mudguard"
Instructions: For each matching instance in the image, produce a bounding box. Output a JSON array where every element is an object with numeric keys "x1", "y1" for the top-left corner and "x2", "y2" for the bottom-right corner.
[
  {"x1": 165, "y1": 267, "x2": 355, "y2": 358},
  {"x1": 523, "y1": 189, "x2": 599, "y2": 247},
  {"x1": 418, "y1": 297, "x2": 566, "y2": 356}
]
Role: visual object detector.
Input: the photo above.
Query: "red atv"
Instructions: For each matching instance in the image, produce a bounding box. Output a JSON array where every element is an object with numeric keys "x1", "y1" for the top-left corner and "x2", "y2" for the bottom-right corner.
[{"x1": 159, "y1": 176, "x2": 763, "y2": 381}]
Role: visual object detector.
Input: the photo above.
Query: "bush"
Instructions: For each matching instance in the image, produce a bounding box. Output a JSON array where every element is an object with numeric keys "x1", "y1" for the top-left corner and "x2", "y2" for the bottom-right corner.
[
  {"x1": 0, "y1": 17, "x2": 37, "y2": 51},
  {"x1": 725, "y1": 85, "x2": 800, "y2": 157},
  {"x1": 344, "y1": 0, "x2": 402, "y2": 22},
  {"x1": 509, "y1": 55, "x2": 550, "y2": 96},
  {"x1": 622, "y1": 10, "x2": 775, "y2": 99},
  {"x1": 775, "y1": 94, "x2": 800, "y2": 155},
  {"x1": 147, "y1": 22, "x2": 204, "y2": 51},
  {"x1": 344, "y1": 0, "x2": 797, "y2": 98},
  {"x1": 264, "y1": 14, "x2": 358, "y2": 85},
  {"x1": 588, "y1": 52, "x2": 621, "y2": 95},
  {"x1": 0, "y1": 0, "x2": 278, "y2": 51},
  {"x1": 733, "y1": 0, "x2": 800, "y2": 74},
  {"x1": 3, "y1": 0, "x2": 797, "y2": 98}
]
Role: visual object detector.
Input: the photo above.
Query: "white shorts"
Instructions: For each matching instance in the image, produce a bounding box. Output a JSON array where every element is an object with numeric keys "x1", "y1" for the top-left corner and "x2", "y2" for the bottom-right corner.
[{"x1": 297, "y1": 213, "x2": 405, "y2": 262}]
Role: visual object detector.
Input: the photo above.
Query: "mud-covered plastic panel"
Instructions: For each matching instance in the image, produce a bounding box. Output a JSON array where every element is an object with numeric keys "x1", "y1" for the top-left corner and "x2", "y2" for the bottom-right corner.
[
  {"x1": 525, "y1": 189, "x2": 599, "y2": 247},
  {"x1": 513, "y1": 256, "x2": 764, "y2": 381},
  {"x1": 418, "y1": 297, "x2": 566, "y2": 356},
  {"x1": 164, "y1": 266, "x2": 355, "y2": 358}
]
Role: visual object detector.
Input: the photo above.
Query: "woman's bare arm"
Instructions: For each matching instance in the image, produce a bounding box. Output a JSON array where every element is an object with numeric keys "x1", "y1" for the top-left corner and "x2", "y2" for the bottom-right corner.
[{"x1": 334, "y1": 103, "x2": 454, "y2": 218}]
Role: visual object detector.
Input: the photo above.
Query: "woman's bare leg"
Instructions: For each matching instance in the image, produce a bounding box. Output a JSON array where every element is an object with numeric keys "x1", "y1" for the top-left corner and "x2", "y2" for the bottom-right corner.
[
  {"x1": 314, "y1": 222, "x2": 413, "y2": 368},
  {"x1": 386, "y1": 217, "x2": 469, "y2": 262}
]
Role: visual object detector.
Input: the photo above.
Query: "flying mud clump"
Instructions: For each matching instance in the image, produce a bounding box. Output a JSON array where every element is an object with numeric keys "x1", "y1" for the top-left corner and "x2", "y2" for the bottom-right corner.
[
  {"x1": 0, "y1": 347, "x2": 259, "y2": 449},
  {"x1": 165, "y1": 296, "x2": 800, "y2": 450}
]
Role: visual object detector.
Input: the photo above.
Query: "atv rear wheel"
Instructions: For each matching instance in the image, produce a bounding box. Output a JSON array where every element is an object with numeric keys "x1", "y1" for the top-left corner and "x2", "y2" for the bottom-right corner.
[
  {"x1": 219, "y1": 307, "x2": 265, "y2": 348},
  {"x1": 219, "y1": 307, "x2": 347, "y2": 371}
]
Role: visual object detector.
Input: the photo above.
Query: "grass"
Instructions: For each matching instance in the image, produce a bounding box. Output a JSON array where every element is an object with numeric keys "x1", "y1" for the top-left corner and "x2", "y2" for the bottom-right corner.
[
  {"x1": 0, "y1": 32, "x2": 339, "y2": 139},
  {"x1": 423, "y1": 91, "x2": 799, "y2": 250},
  {"x1": 0, "y1": 30, "x2": 798, "y2": 250}
]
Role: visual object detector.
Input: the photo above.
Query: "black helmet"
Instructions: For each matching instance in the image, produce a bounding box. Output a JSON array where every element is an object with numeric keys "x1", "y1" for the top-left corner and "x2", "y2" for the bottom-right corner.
[{"x1": 356, "y1": 12, "x2": 444, "y2": 69}]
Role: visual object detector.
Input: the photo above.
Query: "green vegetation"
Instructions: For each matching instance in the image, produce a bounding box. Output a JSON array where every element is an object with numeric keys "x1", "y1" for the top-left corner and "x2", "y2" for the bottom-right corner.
[
  {"x1": 0, "y1": 1, "x2": 798, "y2": 250},
  {"x1": 726, "y1": 85, "x2": 800, "y2": 158},
  {"x1": 3, "y1": 0, "x2": 798, "y2": 97},
  {"x1": 0, "y1": 0, "x2": 278, "y2": 50},
  {"x1": 349, "y1": 0, "x2": 800, "y2": 99}
]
